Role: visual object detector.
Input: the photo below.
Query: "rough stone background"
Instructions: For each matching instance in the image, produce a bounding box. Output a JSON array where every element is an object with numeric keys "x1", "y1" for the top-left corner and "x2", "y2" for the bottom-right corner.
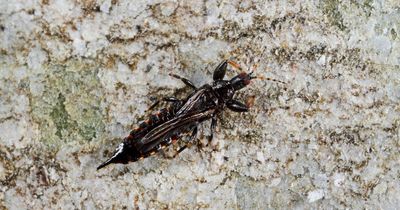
[{"x1": 1, "y1": 0, "x2": 399, "y2": 209}]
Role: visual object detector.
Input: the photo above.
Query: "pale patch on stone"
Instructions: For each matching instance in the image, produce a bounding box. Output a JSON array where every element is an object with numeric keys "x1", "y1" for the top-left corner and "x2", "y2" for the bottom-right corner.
[
  {"x1": 307, "y1": 189, "x2": 325, "y2": 203},
  {"x1": 289, "y1": 160, "x2": 304, "y2": 176},
  {"x1": 317, "y1": 55, "x2": 326, "y2": 66},
  {"x1": 160, "y1": 1, "x2": 178, "y2": 17},
  {"x1": 270, "y1": 177, "x2": 281, "y2": 187},
  {"x1": 333, "y1": 173, "x2": 345, "y2": 187},
  {"x1": 100, "y1": 0, "x2": 112, "y2": 14},
  {"x1": 0, "y1": 119, "x2": 29, "y2": 148},
  {"x1": 256, "y1": 151, "x2": 265, "y2": 163},
  {"x1": 373, "y1": 181, "x2": 387, "y2": 195},
  {"x1": 212, "y1": 151, "x2": 225, "y2": 166},
  {"x1": 0, "y1": 161, "x2": 5, "y2": 180},
  {"x1": 4, "y1": 189, "x2": 28, "y2": 210},
  {"x1": 27, "y1": 47, "x2": 47, "y2": 72}
]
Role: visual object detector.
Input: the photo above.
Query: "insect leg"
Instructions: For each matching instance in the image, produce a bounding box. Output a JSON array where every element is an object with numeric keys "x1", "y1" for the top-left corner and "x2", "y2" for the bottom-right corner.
[
  {"x1": 189, "y1": 126, "x2": 198, "y2": 142},
  {"x1": 213, "y1": 60, "x2": 228, "y2": 81},
  {"x1": 208, "y1": 115, "x2": 217, "y2": 143},
  {"x1": 148, "y1": 100, "x2": 160, "y2": 111},
  {"x1": 173, "y1": 145, "x2": 188, "y2": 158},
  {"x1": 173, "y1": 126, "x2": 198, "y2": 158},
  {"x1": 169, "y1": 73, "x2": 196, "y2": 89},
  {"x1": 227, "y1": 100, "x2": 249, "y2": 112}
]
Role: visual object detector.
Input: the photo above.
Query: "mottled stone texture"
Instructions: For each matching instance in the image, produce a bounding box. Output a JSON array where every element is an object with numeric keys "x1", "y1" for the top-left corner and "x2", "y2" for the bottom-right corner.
[{"x1": 0, "y1": 0, "x2": 399, "y2": 209}]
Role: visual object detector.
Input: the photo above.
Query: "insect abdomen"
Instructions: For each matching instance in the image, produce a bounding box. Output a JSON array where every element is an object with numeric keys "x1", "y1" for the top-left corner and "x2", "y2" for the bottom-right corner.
[
  {"x1": 128, "y1": 105, "x2": 178, "y2": 138},
  {"x1": 121, "y1": 104, "x2": 182, "y2": 161}
]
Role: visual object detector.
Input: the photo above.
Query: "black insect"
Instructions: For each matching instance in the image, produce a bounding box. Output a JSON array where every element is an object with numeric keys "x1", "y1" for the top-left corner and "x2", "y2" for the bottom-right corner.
[{"x1": 97, "y1": 60, "x2": 259, "y2": 170}]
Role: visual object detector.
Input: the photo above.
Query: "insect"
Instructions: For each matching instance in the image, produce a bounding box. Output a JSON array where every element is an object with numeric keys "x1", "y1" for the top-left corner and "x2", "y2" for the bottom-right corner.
[{"x1": 97, "y1": 60, "x2": 269, "y2": 170}]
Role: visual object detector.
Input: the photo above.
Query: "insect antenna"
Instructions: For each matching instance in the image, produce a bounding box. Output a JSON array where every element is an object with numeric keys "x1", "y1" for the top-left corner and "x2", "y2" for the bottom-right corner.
[
  {"x1": 228, "y1": 60, "x2": 286, "y2": 84},
  {"x1": 251, "y1": 61, "x2": 286, "y2": 85},
  {"x1": 257, "y1": 75, "x2": 286, "y2": 84}
]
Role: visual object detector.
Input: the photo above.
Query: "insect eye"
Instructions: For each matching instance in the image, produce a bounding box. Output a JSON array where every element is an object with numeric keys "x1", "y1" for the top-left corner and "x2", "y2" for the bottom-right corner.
[
  {"x1": 238, "y1": 73, "x2": 251, "y2": 85},
  {"x1": 239, "y1": 72, "x2": 248, "y2": 78}
]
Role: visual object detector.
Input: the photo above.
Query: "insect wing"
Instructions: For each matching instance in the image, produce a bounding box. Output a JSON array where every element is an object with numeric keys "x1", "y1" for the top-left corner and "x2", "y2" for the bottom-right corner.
[
  {"x1": 135, "y1": 87, "x2": 210, "y2": 150},
  {"x1": 137, "y1": 109, "x2": 215, "y2": 153},
  {"x1": 175, "y1": 87, "x2": 208, "y2": 116}
]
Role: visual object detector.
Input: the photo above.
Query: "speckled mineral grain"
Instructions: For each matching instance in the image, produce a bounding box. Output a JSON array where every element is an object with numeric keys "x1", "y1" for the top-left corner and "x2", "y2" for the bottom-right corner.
[{"x1": 1, "y1": 0, "x2": 399, "y2": 209}]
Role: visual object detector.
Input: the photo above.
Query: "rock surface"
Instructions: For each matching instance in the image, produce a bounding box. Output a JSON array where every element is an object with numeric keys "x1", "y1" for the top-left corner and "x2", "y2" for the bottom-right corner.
[{"x1": 1, "y1": 0, "x2": 399, "y2": 209}]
